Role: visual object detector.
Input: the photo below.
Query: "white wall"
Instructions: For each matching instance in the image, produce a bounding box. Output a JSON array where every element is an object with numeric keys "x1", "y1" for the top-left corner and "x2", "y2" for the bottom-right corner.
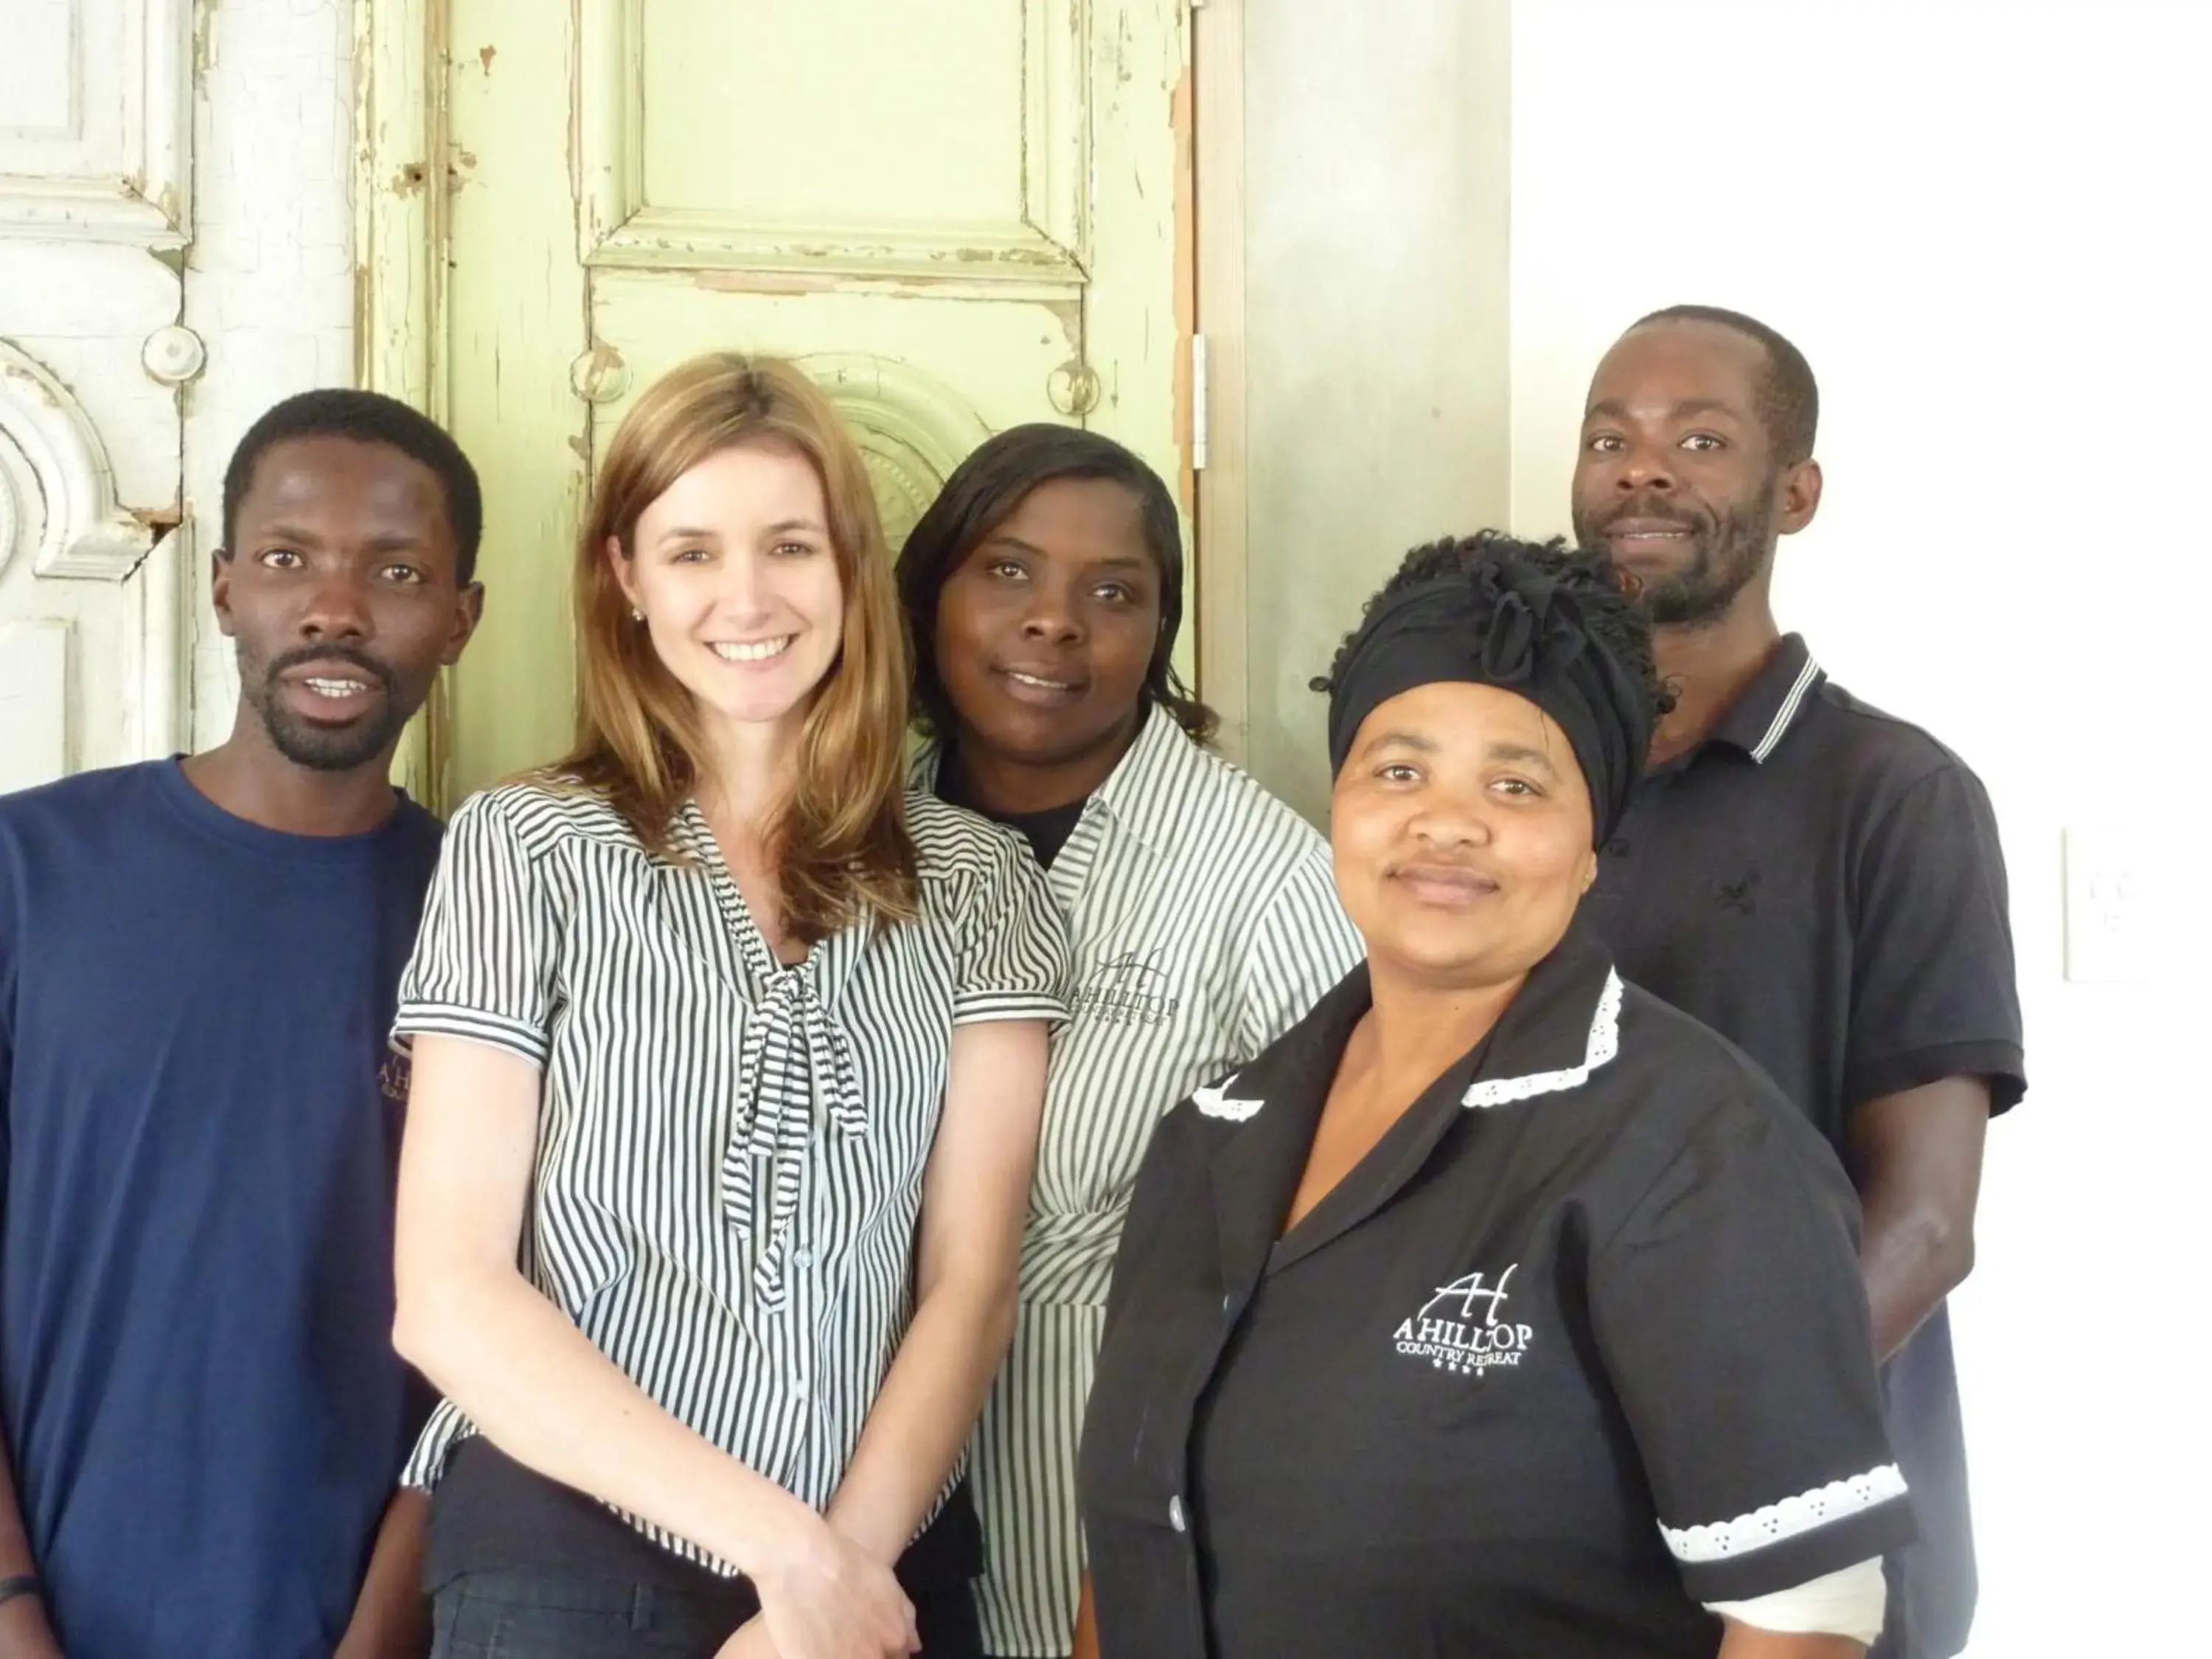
[
  {"x1": 1507, "y1": 6, "x2": 2208, "y2": 1652},
  {"x1": 184, "y1": 0, "x2": 358, "y2": 748}
]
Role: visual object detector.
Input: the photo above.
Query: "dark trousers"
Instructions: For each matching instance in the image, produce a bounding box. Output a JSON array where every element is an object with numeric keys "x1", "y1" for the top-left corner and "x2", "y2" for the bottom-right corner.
[{"x1": 430, "y1": 1567, "x2": 982, "y2": 1659}]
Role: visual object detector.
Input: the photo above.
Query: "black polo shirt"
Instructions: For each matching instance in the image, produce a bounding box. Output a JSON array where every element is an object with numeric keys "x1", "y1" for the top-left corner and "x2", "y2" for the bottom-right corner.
[
  {"x1": 1580, "y1": 634, "x2": 2025, "y2": 1659},
  {"x1": 1079, "y1": 928, "x2": 1913, "y2": 1659}
]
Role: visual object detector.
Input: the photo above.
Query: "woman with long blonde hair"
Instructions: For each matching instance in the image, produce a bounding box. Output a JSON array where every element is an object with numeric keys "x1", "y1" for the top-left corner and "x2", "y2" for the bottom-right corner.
[{"x1": 387, "y1": 355, "x2": 1065, "y2": 1659}]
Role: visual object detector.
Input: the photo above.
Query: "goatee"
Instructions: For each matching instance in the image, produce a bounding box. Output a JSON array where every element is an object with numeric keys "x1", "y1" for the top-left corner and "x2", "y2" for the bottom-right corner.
[{"x1": 240, "y1": 642, "x2": 407, "y2": 772}]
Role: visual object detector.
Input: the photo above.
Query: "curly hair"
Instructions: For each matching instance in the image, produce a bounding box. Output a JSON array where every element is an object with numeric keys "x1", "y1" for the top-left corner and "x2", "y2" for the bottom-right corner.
[{"x1": 1313, "y1": 531, "x2": 1676, "y2": 728}]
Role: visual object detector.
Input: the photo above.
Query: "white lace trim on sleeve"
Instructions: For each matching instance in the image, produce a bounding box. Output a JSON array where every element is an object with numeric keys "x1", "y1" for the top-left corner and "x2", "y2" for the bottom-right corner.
[{"x1": 1661, "y1": 1464, "x2": 1907, "y2": 1564}]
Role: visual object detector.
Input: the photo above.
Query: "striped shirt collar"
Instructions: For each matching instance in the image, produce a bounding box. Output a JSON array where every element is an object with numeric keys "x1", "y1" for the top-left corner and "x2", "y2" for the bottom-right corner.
[
  {"x1": 1708, "y1": 633, "x2": 1825, "y2": 764},
  {"x1": 910, "y1": 703, "x2": 1200, "y2": 862},
  {"x1": 1086, "y1": 706, "x2": 1201, "y2": 860}
]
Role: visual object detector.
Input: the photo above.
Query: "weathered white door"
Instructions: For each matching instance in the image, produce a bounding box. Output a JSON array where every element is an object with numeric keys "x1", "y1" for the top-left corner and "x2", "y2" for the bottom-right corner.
[
  {"x1": 416, "y1": 0, "x2": 1193, "y2": 797},
  {"x1": 0, "y1": 0, "x2": 194, "y2": 792}
]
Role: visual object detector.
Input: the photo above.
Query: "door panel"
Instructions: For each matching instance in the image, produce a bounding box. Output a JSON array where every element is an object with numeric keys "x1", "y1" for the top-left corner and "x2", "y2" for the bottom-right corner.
[
  {"x1": 442, "y1": 0, "x2": 1189, "y2": 799},
  {"x1": 0, "y1": 0, "x2": 192, "y2": 791},
  {"x1": 590, "y1": 279, "x2": 1076, "y2": 542},
  {"x1": 638, "y1": 4, "x2": 1060, "y2": 236}
]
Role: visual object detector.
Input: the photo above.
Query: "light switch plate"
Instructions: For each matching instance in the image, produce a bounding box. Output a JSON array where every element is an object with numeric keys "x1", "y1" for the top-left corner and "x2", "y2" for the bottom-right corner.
[{"x1": 2062, "y1": 826, "x2": 2152, "y2": 984}]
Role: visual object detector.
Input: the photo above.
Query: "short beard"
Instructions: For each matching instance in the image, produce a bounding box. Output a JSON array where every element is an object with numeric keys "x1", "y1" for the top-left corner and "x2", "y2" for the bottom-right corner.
[
  {"x1": 1579, "y1": 486, "x2": 1777, "y2": 630},
  {"x1": 240, "y1": 644, "x2": 408, "y2": 773}
]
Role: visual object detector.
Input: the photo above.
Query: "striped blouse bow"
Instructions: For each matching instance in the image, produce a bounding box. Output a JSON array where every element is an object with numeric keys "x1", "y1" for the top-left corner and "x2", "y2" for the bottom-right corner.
[
  {"x1": 720, "y1": 950, "x2": 869, "y2": 1309},
  {"x1": 663, "y1": 804, "x2": 870, "y2": 1310}
]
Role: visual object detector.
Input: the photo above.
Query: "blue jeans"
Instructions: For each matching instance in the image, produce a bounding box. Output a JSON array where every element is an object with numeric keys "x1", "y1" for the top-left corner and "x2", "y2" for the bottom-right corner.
[{"x1": 430, "y1": 1568, "x2": 982, "y2": 1659}]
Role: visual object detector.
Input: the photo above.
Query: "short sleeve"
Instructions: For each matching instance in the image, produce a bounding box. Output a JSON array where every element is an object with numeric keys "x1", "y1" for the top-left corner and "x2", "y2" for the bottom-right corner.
[
  {"x1": 951, "y1": 827, "x2": 1069, "y2": 1027},
  {"x1": 399, "y1": 1396, "x2": 474, "y2": 1492},
  {"x1": 1233, "y1": 844, "x2": 1364, "y2": 1055},
  {"x1": 1588, "y1": 1088, "x2": 1916, "y2": 1604},
  {"x1": 1848, "y1": 763, "x2": 2025, "y2": 1112},
  {"x1": 391, "y1": 791, "x2": 558, "y2": 1065}
]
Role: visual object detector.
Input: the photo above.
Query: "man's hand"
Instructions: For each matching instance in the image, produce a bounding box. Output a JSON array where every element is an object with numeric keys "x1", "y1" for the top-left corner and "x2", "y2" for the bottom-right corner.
[
  {"x1": 0, "y1": 1435, "x2": 61, "y2": 1659},
  {"x1": 330, "y1": 1487, "x2": 431, "y2": 1659},
  {"x1": 0, "y1": 1592, "x2": 65, "y2": 1659},
  {"x1": 332, "y1": 1608, "x2": 426, "y2": 1659}
]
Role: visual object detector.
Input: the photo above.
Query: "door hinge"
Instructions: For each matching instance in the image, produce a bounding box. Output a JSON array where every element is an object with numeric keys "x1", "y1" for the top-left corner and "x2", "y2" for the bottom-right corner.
[{"x1": 1191, "y1": 333, "x2": 1210, "y2": 472}]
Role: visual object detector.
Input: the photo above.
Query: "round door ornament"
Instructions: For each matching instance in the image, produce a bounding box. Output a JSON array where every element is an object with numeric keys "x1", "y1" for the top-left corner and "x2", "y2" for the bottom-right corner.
[
  {"x1": 141, "y1": 325, "x2": 207, "y2": 386},
  {"x1": 797, "y1": 355, "x2": 995, "y2": 554},
  {"x1": 569, "y1": 344, "x2": 633, "y2": 404},
  {"x1": 1046, "y1": 359, "x2": 1101, "y2": 419}
]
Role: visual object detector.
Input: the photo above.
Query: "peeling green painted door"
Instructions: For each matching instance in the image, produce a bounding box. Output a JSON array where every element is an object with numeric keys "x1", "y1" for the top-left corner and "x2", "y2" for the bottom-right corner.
[{"x1": 437, "y1": 0, "x2": 1192, "y2": 798}]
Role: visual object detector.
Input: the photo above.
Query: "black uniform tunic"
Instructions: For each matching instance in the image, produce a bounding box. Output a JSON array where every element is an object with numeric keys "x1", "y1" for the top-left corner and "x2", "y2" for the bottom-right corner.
[{"x1": 1079, "y1": 927, "x2": 1915, "y2": 1659}]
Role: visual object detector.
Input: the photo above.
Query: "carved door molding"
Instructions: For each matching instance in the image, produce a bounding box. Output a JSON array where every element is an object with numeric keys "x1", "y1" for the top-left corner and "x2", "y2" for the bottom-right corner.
[{"x1": 0, "y1": 0, "x2": 196, "y2": 790}]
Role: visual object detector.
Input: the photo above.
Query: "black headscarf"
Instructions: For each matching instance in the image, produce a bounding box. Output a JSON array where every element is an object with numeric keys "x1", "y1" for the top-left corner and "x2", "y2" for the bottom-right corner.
[{"x1": 1323, "y1": 546, "x2": 1658, "y2": 846}]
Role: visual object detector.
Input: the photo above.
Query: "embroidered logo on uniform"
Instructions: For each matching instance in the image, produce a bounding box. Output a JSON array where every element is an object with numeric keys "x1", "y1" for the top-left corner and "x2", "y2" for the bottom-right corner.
[
  {"x1": 379, "y1": 1040, "x2": 413, "y2": 1105},
  {"x1": 1070, "y1": 946, "x2": 1180, "y2": 1027},
  {"x1": 1193, "y1": 1071, "x2": 1263, "y2": 1121},
  {"x1": 1391, "y1": 1265, "x2": 1534, "y2": 1374},
  {"x1": 1714, "y1": 864, "x2": 1761, "y2": 916}
]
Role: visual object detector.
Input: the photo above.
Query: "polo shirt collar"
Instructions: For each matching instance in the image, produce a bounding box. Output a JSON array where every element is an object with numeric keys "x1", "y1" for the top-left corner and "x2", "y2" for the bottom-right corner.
[
  {"x1": 1707, "y1": 633, "x2": 1826, "y2": 763},
  {"x1": 1195, "y1": 922, "x2": 1625, "y2": 1292},
  {"x1": 1084, "y1": 705, "x2": 1192, "y2": 860}
]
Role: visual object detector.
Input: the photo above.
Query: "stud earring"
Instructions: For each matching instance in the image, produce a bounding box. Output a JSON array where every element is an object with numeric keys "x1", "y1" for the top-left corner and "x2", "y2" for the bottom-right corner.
[{"x1": 630, "y1": 606, "x2": 644, "y2": 622}]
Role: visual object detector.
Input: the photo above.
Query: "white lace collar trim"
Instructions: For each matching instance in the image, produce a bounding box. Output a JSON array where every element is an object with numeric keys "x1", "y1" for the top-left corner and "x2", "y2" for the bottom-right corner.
[
  {"x1": 1194, "y1": 967, "x2": 1625, "y2": 1123},
  {"x1": 1461, "y1": 968, "x2": 1623, "y2": 1110}
]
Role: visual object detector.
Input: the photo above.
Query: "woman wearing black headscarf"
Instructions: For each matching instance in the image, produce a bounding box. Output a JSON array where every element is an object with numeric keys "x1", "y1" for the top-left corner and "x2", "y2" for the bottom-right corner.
[{"x1": 1074, "y1": 535, "x2": 1913, "y2": 1659}]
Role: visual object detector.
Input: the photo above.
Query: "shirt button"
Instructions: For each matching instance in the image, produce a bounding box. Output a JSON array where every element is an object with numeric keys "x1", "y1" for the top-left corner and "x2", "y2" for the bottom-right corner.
[
  {"x1": 1169, "y1": 1495, "x2": 1187, "y2": 1533},
  {"x1": 793, "y1": 1247, "x2": 815, "y2": 1269}
]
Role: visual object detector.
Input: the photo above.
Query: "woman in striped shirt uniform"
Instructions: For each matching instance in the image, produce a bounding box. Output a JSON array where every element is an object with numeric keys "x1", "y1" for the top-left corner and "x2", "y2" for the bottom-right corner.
[
  {"x1": 894, "y1": 426, "x2": 1364, "y2": 1659},
  {"x1": 389, "y1": 355, "x2": 1067, "y2": 1659}
]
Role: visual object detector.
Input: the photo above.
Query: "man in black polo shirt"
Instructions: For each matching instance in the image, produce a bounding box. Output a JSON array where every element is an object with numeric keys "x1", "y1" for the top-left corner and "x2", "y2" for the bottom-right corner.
[{"x1": 1571, "y1": 305, "x2": 2025, "y2": 1659}]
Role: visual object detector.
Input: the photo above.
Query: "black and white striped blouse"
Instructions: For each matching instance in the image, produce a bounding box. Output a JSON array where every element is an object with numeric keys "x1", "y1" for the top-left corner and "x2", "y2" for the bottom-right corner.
[
  {"x1": 919, "y1": 712, "x2": 1365, "y2": 1656},
  {"x1": 392, "y1": 780, "x2": 1068, "y2": 1573}
]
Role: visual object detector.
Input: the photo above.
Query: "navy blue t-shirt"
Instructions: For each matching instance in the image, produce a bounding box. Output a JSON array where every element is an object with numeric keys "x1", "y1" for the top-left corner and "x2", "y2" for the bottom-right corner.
[{"x1": 0, "y1": 760, "x2": 441, "y2": 1659}]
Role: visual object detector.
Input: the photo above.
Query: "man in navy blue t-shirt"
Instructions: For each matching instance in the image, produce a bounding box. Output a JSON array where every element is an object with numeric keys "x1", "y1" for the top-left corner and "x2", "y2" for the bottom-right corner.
[{"x1": 0, "y1": 391, "x2": 485, "y2": 1659}]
